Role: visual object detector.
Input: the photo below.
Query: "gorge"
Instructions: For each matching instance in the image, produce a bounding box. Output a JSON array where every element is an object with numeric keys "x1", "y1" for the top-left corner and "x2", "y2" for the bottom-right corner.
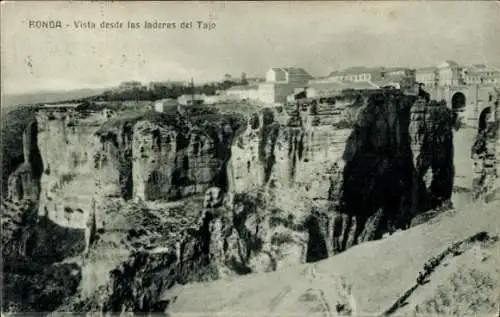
[{"x1": 1, "y1": 88, "x2": 496, "y2": 315}]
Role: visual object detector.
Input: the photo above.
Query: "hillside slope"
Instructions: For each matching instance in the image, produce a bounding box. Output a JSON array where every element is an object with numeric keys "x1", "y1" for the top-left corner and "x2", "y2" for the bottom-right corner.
[{"x1": 165, "y1": 197, "x2": 500, "y2": 317}]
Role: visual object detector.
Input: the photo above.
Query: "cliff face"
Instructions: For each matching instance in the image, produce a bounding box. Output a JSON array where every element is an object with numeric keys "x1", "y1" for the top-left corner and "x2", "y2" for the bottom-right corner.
[
  {"x1": 88, "y1": 92, "x2": 462, "y2": 313},
  {"x1": 33, "y1": 109, "x2": 241, "y2": 229},
  {"x1": 131, "y1": 118, "x2": 233, "y2": 201},
  {"x1": 409, "y1": 99, "x2": 455, "y2": 207},
  {"x1": 302, "y1": 91, "x2": 457, "y2": 258},
  {"x1": 229, "y1": 105, "x2": 352, "y2": 264},
  {"x1": 36, "y1": 110, "x2": 107, "y2": 228},
  {"x1": 2, "y1": 92, "x2": 463, "y2": 313},
  {"x1": 2, "y1": 107, "x2": 247, "y2": 312},
  {"x1": 231, "y1": 108, "x2": 350, "y2": 201},
  {"x1": 471, "y1": 103, "x2": 499, "y2": 201}
]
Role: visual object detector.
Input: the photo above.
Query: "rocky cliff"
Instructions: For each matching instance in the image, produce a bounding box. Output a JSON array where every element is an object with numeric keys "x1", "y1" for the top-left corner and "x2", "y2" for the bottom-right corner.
[
  {"x1": 2, "y1": 90, "x2": 462, "y2": 313},
  {"x1": 83, "y1": 91, "x2": 460, "y2": 313},
  {"x1": 2, "y1": 105, "x2": 247, "y2": 312},
  {"x1": 277, "y1": 91, "x2": 457, "y2": 259}
]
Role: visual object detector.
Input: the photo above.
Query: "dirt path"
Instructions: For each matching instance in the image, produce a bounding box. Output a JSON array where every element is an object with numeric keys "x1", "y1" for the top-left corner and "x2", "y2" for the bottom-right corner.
[{"x1": 379, "y1": 231, "x2": 497, "y2": 317}]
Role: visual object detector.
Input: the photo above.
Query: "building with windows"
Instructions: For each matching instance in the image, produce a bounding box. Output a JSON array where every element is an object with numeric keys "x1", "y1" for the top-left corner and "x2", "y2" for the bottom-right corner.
[
  {"x1": 462, "y1": 65, "x2": 500, "y2": 86},
  {"x1": 265, "y1": 67, "x2": 313, "y2": 84},
  {"x1": 154, "y1": 98, "x2": 178, "y2": 113},
  {"x1": 305, "y1": 81, "x2": 379, "y2": 98},
  {"x1": 328, "y1": 67, "x2": 385, "y2": 83},
  {"x1": 225, "y1": 84, "x2": 259, "y2": 100},
  {"x1": 383, "y1": 68, "x2": 416, "y2": 90},
  {"x1": 258, "y1": 67, "x2": 313, "y2": 104},
  {"x1": 416, "y1": 67, "x2": 439, "y2": 88},
  {"x1": 437, "y1": 60, "x2": 463, "y2": 87},
  {"x1": 258, "y1": 82, "x2": 304, "y2": 104}
]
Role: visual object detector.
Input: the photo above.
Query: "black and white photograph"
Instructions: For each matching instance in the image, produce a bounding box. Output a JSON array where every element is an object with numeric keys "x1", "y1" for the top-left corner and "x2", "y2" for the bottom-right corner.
[{"x1": 1, "y1": 1, "x2": 500, "y2": 316}]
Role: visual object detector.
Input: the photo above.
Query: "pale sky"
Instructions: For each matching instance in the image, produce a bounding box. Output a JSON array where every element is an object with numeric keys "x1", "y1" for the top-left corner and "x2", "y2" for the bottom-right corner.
[{"x1": 2, "y1": 1, "x2": 500, "y2": 94}]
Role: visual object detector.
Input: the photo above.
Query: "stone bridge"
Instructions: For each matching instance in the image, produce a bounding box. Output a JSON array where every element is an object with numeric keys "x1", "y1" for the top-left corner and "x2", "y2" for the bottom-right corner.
[
  {"x1": 426, "y1": 85, "x2": 499, "y2": 200},
  {"x1": 427, "y1": 85, "x2": 499, "y2": 129}
]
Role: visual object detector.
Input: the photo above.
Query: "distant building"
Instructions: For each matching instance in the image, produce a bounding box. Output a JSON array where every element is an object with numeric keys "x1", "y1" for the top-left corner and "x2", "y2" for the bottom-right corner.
[
  {"x1": 154, "y1": 98, "x2": 178, "y2": 113},
  {"x1": 258, "y1": 82, "x2": 306, "y2": 104},
  {"x1": 416, "y1": 61, "x2": 500, "y2": 88},
  {"x1": 306, "y1": 81, "x2": 380, "y2": 99},
  {"x1": 382, "y1": 68, "x2": 416, "y2": 90},
  {"x1": 259, "y1": 67, "x2": 313, "y2": 104},
  {"x1": 307, "y1": 77, "x2": 332, "y2": 84},
  {"x1": 437, "y1": 60, "x2": 462, "y2": 87},
  {"x1": 327, "y1": 67, "x2": 416, "y2": 90},
  {"x1": 265, "y1": 67, "x2": 313, "y2": 84},
  {"x1": 416, "y1": 67, "x2": 439, "y2": 88},
  {"x1": 225, "y1": 84, "x2": 259, "y2": 100},
  {"x1": 306, "y1": 81, "x2": 345, "y2": 98},
  {"x1": 177, "y1": 94, "x2": 206, "y2": 106},
  {"x1": 462, "y1": 65, "x2": 500, "y2": 86},
  {"x1": 328, "y1": 67, "x2": 385, "y2": 83}
]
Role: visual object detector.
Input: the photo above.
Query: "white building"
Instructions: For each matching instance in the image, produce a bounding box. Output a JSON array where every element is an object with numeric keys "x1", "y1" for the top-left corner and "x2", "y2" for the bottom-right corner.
[
  {"x1": 265, "y1": 67, "x2": 313, "y2": 84},
  {"x1": 154, "y1": 98, "x2": 177, "y2": 113},
  {"x1": 177, "y1": 94, "x2": 206, "y2": 106},
  {"x1": 437, "y1": 60, "x2": 462, "y2": 87},
  {"x1": 327, "y1": 67, "x2": 416, "y2": 90},
  {"x1": 225, "y1": 84, "x2": 259, "y2": 100},
  {"x1": 416, "y1": 67, "x2": 438, "y2": 88},
  {"x1": 306, "y1": 81, "x2": 380, "y2": 99},
  {"x1": 259, "y1": 67, "x2": 312, "y2": 104},
  {"x1": 383, "y1": 68, "x2": 416, "y2": 90},
  {"x1": 463, "y1": 65, "x2": 500, "y2": 86},
  {"x1": 328, "y1": 67, "x2": 385, "y2": 83},
  {"x1": 204, "y1": 95, "x2": 223, "y2": 105}
]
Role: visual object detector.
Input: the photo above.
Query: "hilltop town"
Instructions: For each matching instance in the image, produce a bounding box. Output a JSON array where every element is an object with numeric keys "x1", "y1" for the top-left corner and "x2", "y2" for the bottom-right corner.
[
  {"x1": 4, "y1": 1, "x2": 500, "y2": 315},
  {"x1": 35, "y1": 60, "x2": 500, "y2": 140}
]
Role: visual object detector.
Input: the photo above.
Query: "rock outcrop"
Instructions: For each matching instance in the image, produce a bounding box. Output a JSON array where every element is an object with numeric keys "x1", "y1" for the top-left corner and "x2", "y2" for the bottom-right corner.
[
  {"x1": 304, "y1": 91, "x2": 457, "y2": 257},
  {"x1": 471, "y1": 109, "x2": 499, "y2": 201},
  {"x1": 2, "y1": 106, "x2": 247, "y2": 313},
  {"x1": 409, "y1": 99, "x2": 455, "y2": 208}
]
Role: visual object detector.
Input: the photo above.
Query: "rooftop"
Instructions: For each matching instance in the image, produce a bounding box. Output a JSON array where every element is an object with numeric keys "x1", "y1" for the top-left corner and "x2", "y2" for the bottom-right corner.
[
  {"x1": 384, "y1": 67, "x2": 413, "y2": 73},
  {"x1": 416, "y1": 66, "x2": 438, "y2": 72},
  {"x1": 308, "y1": 80, "x2": 380, "y2": 91},
  {"x1": 271, "y1": 67, "x2": 313, "y2": 78},
  {"x1": 329, "y1": 66, "x2": 386, "y2": 76},
  {"x1": 155, "y1": 98, "x2": 178, "y2": 105}
]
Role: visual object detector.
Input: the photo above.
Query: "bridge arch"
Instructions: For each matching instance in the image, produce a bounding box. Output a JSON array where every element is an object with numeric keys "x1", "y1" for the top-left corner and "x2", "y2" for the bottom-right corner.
[{"x1": 451, "y1": 91, "x2": 466, "y2": 111}]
